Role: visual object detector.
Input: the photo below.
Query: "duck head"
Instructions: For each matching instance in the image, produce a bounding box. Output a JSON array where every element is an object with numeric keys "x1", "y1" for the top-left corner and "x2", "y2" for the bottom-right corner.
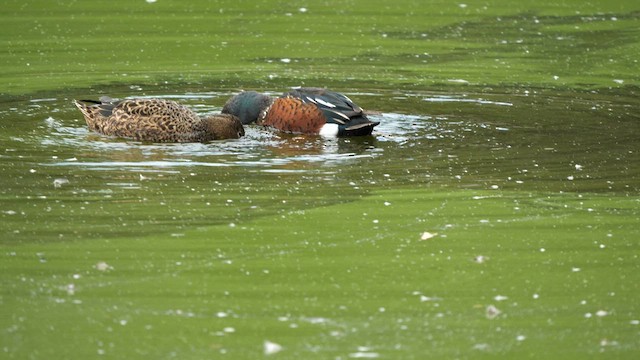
[
  {"x1": 222, "y1": 91, "x2": 273, "y2": 125},
  {"x1": 203, "y1": 114, "x2": 245, "y2": 139}
]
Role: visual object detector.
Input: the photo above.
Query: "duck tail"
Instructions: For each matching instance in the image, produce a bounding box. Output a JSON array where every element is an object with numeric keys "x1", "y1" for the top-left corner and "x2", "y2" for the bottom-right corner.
[{"x1": 73, "y1": 99, "x2": 94, "y2": 118}]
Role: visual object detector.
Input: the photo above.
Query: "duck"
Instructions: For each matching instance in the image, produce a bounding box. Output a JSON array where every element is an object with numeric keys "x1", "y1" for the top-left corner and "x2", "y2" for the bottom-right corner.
[
  {"x1": 222, "y1": 87, "x2": 379, "y2": 136},
  {"x1": 73, "y1": 97, "x2": 244, "y2": 142}
]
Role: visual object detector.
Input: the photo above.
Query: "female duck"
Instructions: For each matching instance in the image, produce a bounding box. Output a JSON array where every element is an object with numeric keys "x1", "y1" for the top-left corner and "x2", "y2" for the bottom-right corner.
[
  {"x1": 74, "y1": 97, "x2": 244, "y2": 142},
  {"x1": 222, "y1": 87, "x2": 379, "y2": 137}
]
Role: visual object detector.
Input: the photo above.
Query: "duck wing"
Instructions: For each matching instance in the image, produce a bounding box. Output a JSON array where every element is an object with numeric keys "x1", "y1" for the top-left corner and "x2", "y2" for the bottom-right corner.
[{"x1": 285, "y1": 88, "x2": 379, "y2": 135}]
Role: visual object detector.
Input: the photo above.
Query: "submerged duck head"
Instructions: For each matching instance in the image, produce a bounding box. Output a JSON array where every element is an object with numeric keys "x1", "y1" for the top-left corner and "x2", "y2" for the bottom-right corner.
[
  {"x1": 203, "y1": 114, "x2": 245, "y2": 139},
  {"x1": 222, "y1": 91, "x2": 273, "y2": 125}
]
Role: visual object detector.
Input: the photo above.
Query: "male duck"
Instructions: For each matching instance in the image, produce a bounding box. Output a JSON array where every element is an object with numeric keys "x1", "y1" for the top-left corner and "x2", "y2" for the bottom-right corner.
[
  {"x1": 74, "y1": 97, "x2": 244, "y2": 142},
  {"x1": 222, "y1": 87, "x2": 379, "y2": 136}
]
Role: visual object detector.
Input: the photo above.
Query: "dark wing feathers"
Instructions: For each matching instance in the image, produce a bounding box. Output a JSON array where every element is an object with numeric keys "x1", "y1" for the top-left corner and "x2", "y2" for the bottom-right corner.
[{"x1": 285, "y1": 88, "x2": 378, "y2": 135}]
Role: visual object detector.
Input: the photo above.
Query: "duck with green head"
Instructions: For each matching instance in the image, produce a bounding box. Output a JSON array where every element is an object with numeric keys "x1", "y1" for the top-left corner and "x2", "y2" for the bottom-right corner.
[
  {"x1": 74, "y1": 97, "x2": 244, "y2": 142},
  {"x1": 222, "y1": 87, "x2": 379, "y2": 137}
]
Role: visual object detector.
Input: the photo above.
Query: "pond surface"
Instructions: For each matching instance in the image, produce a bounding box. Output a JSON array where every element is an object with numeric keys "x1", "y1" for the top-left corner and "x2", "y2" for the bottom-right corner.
[
  {"x1": 1, "y1": 0, "x2": 639, "y2": 359},
  {"x1": 2, "y1": 87, "x2": 639, "y2": 359}
]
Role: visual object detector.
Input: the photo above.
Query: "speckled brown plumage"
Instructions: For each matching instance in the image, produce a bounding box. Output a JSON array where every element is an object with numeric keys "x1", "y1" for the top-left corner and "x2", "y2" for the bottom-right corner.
[
  {"x1": 73, "y1": 98, "x2": 244, "y2": 142},
  {"x1": 261, "y1": 97, "x2": 326, "y2": 134}
]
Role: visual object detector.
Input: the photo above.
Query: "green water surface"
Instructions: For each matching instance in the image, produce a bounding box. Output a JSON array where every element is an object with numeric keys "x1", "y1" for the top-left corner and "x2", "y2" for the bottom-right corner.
[{"x1": 1, "y1": 1, "x2": 639, "y2": 359}]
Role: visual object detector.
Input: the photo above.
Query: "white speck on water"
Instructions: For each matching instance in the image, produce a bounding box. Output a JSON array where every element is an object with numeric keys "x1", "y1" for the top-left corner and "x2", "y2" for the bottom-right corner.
[
  {"x1": 120, "y1": 319, "x2": 128, "y2": 326},
  {"x1": 585, "y1": 312, "x2": 592, "y2": 318},
  {"x1": 516, "y1": 335, "x2": 526, "y2": 341},
  {"x1": 613, "y1": 79, "x2": 624, "y2": 84},
  {"x1": 146, "y1": 0, "x2": 157, "y2": 3},
  {"x1": 223, "y1": 327, "x2": 235, "y2": 333},
  {"x1": 595, "y1": 310, "x2": 608, "y2": 317},
  {"x1": 280, "y1": 58, "x2": 291, "y2": 63},
  {"x1": 349, "y1": 351, "x2": 380, "y2": 358},
  {"x1": 29, "y1": 169, "x2": 36, "y2": 173},
  {"x1": 490, "y1": 184, "x2": 499, "y2": 189},
  {"x1": 580, "y1": 300, "x2": 587, "y2": 305},
  {"x1": 459, "y1": 3, "x2": 468, "y2": 8},
  {"x1": 599, "y1": 243, "x2": 606, "y2": 249},
  {"x1": 420, "y1": 231, "x2": 437, "y2": 241},
  {"x1": 480, "y1": 219, "x2": 490, "y2": 223},
  {"x1": 95, "y1": 261, "x2": 112, "y2": 271},
  {"x1": 448, "y1": 78, "x2": 469, "y2": 84},
  {"x1": 600, "y1": 338, "x2": 619, "y2": 347},
  {"x1": 575, "y1": 164, "x2": 583, "y2": 170},
  {"x1": 486, "y1": 305, "x2": 501, "y2": 319},
  {"x1": 553, "y1": 75, "x2": 560, "y2": 80},
  {"x1": 420, "y1": 295, "x2": 441, "y2": 302},
  {"x1": 72, "y1": 274, "x2": 81, "y2": 280},
  {"x1": 540, "y1": 248, "x2": 546, "y2": 252},
  {"x1": 65, "y1": 283, "x2": 75, "y2": 296},
  {"x1": 473, "y1": 343, "x2": 490, "y2": 351},
  {"x1": 494, "y1": 295, "x2": 508, "y2": 302},
  {"x1": 384, "y1": 201, "x2": 391, "y2": 206},
  {"x1": 372, "y1": 219, "x2": 379, "y2": 224},
  {"x1": 630, "y1": 320, "x2": 639, "y2": 325},
  {"x1": 53, "y1": 178, "x2": 69, "y2": 188},
  {"x1": 228, "y1": 223, "x2": 236, "y2": 228},
  {"x1": 571, "y1": 267, "x2": 581, "y2": 272},
  {"x1": 533, "y1": 293, "x2": 539, "y2": 299},
  {"x1": 567, "y1": 175, "x2": 574, "y2": 181},
  {"x1": 474, "y1": 255, "x2": 488, "y2": 263},
  {"x1": 298, "y1": 7, "x2": 307, "y2": 13},
  {"x1": 264, "y1": 340, "x2": 283, "y2": 355},
  {"x1": 216, "y1": 311, "x2": 228, "y2": 318}
]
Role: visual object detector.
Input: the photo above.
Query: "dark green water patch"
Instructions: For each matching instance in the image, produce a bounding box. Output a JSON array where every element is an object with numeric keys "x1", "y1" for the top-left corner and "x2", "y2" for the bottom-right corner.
[{"x1": 1, "y1": 87, "x2": 638, "y2": 247}]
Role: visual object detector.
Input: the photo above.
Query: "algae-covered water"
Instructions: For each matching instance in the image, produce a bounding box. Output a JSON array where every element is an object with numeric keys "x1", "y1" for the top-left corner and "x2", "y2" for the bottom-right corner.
[{"x1": 1, "y1": 1, "x2": 639, "y2": 359}]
